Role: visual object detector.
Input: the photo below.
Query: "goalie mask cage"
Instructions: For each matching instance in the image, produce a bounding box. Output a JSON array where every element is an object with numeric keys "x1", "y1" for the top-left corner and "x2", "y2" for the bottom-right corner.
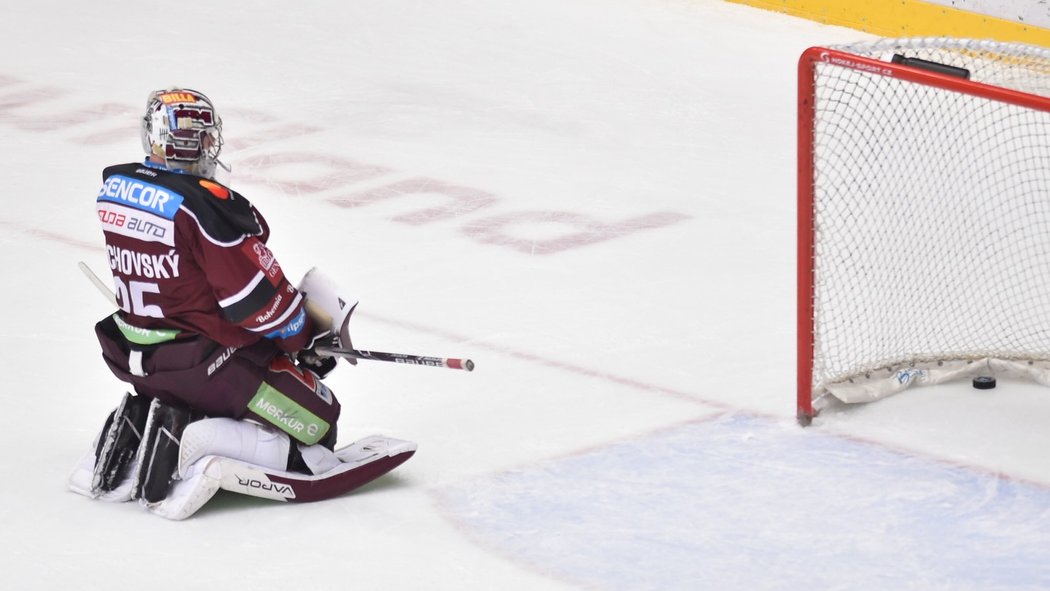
[{"x1": 798, "y1": 38, "x2": 1050, "y2": 425}]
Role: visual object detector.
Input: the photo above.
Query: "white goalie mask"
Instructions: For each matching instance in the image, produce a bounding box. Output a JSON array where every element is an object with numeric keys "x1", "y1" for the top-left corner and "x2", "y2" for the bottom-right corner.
[{"x1": 140, "y1": 88, "x2": 227, "y2": 179}]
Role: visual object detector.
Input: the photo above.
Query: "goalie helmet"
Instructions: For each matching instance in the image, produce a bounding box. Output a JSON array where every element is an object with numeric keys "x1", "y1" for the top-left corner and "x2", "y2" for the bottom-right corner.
[{"x1": 140, "y1": 88, "x2": 225, "y2": 179}]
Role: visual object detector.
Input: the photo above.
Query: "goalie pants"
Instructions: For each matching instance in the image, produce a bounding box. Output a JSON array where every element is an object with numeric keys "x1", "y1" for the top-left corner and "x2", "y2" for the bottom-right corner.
[{"x1": 94, "y1": 314, "x2": 340, "y2": 448}]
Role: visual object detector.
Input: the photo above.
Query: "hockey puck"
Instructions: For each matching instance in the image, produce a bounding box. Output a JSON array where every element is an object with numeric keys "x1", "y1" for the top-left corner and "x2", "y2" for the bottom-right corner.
[{"x1": 972, "y1": 376, "x2": 996, "y2": 390}]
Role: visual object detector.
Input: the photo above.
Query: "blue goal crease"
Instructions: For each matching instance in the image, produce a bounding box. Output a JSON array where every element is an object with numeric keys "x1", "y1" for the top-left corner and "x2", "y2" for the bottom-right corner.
[{"x1": 436, "y1": 414, "x2": 1050, "y2": 591}]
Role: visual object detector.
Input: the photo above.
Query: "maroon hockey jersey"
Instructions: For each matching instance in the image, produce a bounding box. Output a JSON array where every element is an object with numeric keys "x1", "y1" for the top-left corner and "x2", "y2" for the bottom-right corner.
[{"x1": 95, "y1": 161, "x2": 316, "y2": 352}]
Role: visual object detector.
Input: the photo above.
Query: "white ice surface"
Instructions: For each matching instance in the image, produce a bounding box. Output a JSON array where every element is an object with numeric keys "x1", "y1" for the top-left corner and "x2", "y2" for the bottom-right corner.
[{"x1": 1, "y1": 1, "x2": 1049, "y2": 589}]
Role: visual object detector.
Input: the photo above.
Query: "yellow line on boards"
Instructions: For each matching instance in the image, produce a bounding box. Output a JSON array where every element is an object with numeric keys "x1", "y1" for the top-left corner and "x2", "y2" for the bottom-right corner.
[{"x1": 725, "y1": 0, "x2": 1050, "y2": 46}]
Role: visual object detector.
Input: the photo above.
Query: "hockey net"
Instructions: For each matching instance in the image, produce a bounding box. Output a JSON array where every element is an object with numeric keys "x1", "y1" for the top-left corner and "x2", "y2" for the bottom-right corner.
[{"x1": 798, "y1": 38, "x2": 1050, "y2": 424}]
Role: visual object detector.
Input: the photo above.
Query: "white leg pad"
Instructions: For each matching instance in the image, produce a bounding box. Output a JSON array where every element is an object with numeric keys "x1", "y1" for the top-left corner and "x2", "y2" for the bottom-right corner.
[
  {"x1": 298, "y1": 443, "x2": 342, "y2": 475},
  {"x1": 67, "y1": 417, "x2": 140, "y2": 503},
  {"x1": 68, "y1": 450, "x2": 96, "y2": 498},
  {"x1": 178, "y1": 418, "x2": 290, "y2": 478},
  {"x1": 147, "y1": 456, "x2": 224, "y2": 520}
]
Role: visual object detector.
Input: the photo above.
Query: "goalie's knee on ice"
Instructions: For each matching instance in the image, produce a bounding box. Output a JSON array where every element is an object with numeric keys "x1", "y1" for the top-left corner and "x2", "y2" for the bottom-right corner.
[
  {"x1": 180, "y1": 418, "x2": 340, "y2": 477},
  {"x1": 179, "y1": 418, "x2": 292, "y2": 476}
]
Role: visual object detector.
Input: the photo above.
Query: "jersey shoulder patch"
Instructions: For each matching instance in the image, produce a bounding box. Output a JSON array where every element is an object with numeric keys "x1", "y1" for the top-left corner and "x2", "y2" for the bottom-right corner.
[
  {"x1": 98, "y1": 163, "x2": 185, "y2": 220},
  {"x1": 198, "y1": 179, "x2": 231, "y2": 200},
  {"x1": 98, "y1": 163, "x2": 263, "y2": 245}
]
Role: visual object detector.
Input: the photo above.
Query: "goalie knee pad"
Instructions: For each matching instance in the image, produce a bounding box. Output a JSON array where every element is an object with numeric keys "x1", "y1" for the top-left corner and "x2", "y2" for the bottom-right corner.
[{"x1": 178, "y1": 418, "x2": 291, "y2": 476}]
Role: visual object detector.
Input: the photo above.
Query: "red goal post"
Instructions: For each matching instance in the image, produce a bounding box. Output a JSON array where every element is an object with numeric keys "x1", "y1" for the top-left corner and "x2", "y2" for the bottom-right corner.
[{"x1": 798, "y1": 39, "x2": 1050, "y2": 425}]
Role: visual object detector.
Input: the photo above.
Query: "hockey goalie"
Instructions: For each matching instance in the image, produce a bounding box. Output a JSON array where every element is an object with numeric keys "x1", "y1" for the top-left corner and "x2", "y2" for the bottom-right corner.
[{"x1": 68, "y1": 88, "x2": 415, "y2": 519}]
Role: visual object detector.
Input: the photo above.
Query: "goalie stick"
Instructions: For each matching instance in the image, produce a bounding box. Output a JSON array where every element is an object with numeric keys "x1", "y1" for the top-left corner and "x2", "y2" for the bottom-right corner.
[
  {"x1": 78, "y1": 261, "x2": 476, "y2": 372},
  {"x1": 78, "y1": 261, "x2": 118, "y2": 307},
  {"x1": 316, "y1": 345, "x2": 475, "y2": 372}
]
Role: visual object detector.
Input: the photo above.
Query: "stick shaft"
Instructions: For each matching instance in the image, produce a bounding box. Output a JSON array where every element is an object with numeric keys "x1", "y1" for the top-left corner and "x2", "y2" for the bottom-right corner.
[
  {"x1": 316, "y1": 346, "x2": 474, "y2": 372},
  {"x1": 78, "y1": 261, "x2": 118, "y2": 307}
]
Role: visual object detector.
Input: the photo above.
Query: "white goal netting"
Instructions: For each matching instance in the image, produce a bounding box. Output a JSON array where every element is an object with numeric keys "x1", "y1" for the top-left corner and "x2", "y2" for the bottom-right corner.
[{"x1": 802, "y1": 38, "x2": 1050, "y2": 409}]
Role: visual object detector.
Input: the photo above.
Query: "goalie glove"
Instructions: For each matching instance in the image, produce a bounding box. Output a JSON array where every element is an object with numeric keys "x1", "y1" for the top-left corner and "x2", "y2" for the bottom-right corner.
[{"x1": 296, "y1": 330, "x2": 344, "y2": 378}]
